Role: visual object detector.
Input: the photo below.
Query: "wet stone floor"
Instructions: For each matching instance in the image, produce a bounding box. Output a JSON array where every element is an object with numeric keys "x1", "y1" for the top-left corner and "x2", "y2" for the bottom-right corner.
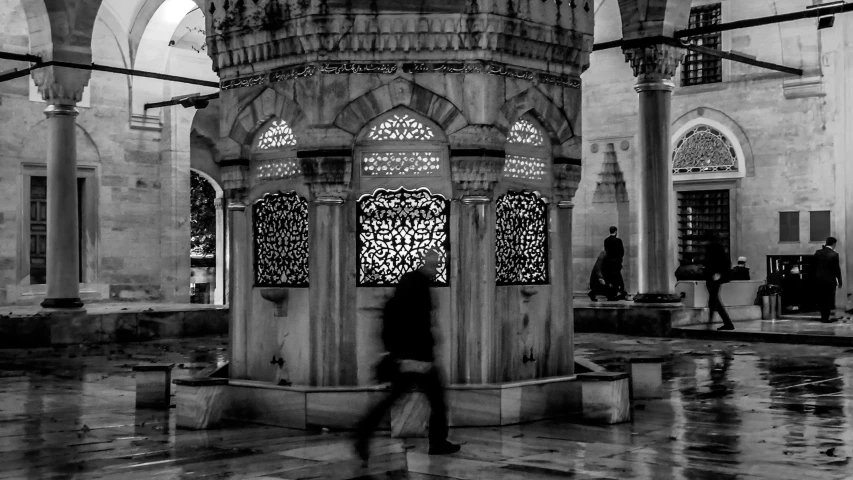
[{"x1": 1, "y1": 335, "x2": 853, "y2": 479}]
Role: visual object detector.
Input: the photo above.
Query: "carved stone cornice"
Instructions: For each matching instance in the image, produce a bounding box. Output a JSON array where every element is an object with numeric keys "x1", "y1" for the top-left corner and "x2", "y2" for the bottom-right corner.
[
  {"x1": 31, "y1": 66, "x2": 91, "y2": 105},
  {"x1": 206, "y1": 1, "x2": 593, "y2": 77},
  {"x1": 450, "y1": 156, "x2": 505, "y2": 199},
  {"x1": 300, "y1": 156, "x2": 353, "y2": 201},
  {"x1": 623, "y1": 44, "x2": 686, "y2": 83},
  {"x1": 552, "y1": 163, "x2": 582, "y2": 203}
]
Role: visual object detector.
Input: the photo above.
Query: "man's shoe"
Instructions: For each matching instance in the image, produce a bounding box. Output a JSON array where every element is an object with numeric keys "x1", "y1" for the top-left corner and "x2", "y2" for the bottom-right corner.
[
  {"x1": 717, "y1": 325, "x2": 735, "y2": 331},
  {"x1": 428, "y1": 442, "x2": 461, "y2": 455}
]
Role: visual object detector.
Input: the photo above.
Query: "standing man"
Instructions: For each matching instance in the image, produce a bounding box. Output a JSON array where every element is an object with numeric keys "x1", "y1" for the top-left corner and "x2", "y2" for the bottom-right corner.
[
  {"x1": 703, "y1": 233, "x2": 735, "y2": 331},
  {"x1": 354, "y1": 249, "x2": 460, "y2": 462},
  {"x1": 814, "y1": 237, "x2": 842, "y2": 323},
  {"x1": 603, "y1": 226, "x2": 627, "y2": 300}
]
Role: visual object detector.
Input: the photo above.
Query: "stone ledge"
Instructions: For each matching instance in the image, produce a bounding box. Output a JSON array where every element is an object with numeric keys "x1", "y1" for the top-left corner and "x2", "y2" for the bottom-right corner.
[{"x1": 133, "y1": 363, "x2": 175, "y2": 372}]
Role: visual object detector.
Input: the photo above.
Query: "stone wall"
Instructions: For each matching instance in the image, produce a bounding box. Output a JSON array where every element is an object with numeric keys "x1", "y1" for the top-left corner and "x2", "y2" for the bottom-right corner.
[{"x1": 578, "y1": 0, "x2": 848, "y2": 306}]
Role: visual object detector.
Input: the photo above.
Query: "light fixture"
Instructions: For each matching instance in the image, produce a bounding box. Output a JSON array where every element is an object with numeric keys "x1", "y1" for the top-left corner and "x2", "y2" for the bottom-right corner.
[{"x1": 818, "y1": 15, "x2": 836, "y2": 29}]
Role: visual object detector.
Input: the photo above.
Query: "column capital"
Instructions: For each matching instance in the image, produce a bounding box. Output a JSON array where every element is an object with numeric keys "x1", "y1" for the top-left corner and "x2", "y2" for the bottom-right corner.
[
  {"x1": 300, "y1": 156, "x2": 353, "y2": 201},
  {"x1": 221, "y1": 162, "x2": 251, "y2": 200},
  {"x1": 32, "y1": 66, "x2": 91, "y2": 105},
  {"x1": 552, "y1": 163, "x2": 582, "y2": 203},
  {"x1": 623, "y1": 43, "x2": 686, "y2": 84},
  {"x1": 450, "y1": 156, "x2": 504, "y2": 199}
]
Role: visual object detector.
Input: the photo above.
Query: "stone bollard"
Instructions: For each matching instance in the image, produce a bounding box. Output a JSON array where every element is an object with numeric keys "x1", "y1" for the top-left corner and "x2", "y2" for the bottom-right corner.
[
  {"x1": 628, "y1": 356, "x2": 664, "y2": 400},
  {"x1": 577, "y1": 372, "x2": 631, "y2": 424},
  {"x1": 390, "y1": 391, "x2": 430, "y2": 438},
  {"x1": 173, "y1": 377, "x2": 229, "y2": 429},
  {"x1": 133, "y1": 363, "x2": 175, "y2": 408}
]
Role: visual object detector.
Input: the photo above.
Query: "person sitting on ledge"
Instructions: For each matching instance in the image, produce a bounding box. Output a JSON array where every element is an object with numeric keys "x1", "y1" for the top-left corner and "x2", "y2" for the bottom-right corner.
[
  {"x1": 674, "y1": 255, "x2": 704, "y2": 281},
  {"x1": 731, "y1": 256, "x2": 751, "y2": 281}
]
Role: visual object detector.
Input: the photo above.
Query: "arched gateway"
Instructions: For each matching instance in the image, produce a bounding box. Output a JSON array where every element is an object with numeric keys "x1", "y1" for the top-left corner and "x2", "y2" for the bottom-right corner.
[{"x1": 212, "y1": 0, "x2": 589, "y2": 428}]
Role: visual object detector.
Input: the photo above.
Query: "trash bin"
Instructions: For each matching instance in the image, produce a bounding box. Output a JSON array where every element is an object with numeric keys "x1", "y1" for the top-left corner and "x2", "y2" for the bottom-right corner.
[
  {"x1": 761, "y1": 295, "x2": 771, "y2": 320},
  {"x1": 761, "y1": 294, "x2": 779, "y2": 320}
]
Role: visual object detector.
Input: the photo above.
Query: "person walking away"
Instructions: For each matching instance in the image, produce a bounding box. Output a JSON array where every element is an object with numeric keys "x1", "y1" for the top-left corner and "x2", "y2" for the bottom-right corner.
[
  {"x1": 588, "y1": 250, "x2": 617, "y2": 301},
  {"x1": 730, "y1": 257, "x2": 750, "y2": 281},
  {"x1": 603, "y1": 226, "x2": 627, "y2": 299},
  {"x1": 354, "y1": 249, "x2": 460, "y2": 463},
  {"x1": 703, "y1": 234, "x2": 735, "y2": 331},
  {"x1": 813, "y1": 237, "x2": 842, "y2": 323}
]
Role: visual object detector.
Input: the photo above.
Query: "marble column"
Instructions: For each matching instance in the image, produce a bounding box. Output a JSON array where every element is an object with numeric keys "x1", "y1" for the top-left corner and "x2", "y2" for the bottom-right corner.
[
  {"x1": 547, "y1": 163, "x2": 582, "y2": 376},
  {"x1": 214, "y1": 197, "x2": 227, "y2": 305},
  {"x1": 222, "y1": 164, "x2": 250, "y2": 379},
  {"x1": 302, "y1": 156, "x2": 354, "y2": 387},
  {"x1": 40, "y1": 104, "x2": 83, "y2": 309},
  {"x1": 624, "y1": 44, "x2": 685, "y2": 303},
  {"x1": 450, "y1": 156, "x2": 502, "y2": 384}
]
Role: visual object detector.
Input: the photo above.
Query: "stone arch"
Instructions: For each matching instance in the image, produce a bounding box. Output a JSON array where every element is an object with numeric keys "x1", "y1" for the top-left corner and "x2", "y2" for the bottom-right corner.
[
  {"x1": 498, "y1": 87, "x2": 576, "y2": 151},
  {"x1": 334, "y1": 78, "x2": 468, "y2": 137},
  {"x1": 229, "y1": 88, "x2": 308, "y2": 148},
  {"x1": 671, "y1": 107, "x2": 754, "y2": 177},
  {"x1": 125, "y1": 0, "x2": 205, "y2": 63},
  {"x1": 19, "y1": 0, "x2": 104, "y2": 58},
  {"x1": 18, "y1": 121, "x2": 101, "y2": 165}
]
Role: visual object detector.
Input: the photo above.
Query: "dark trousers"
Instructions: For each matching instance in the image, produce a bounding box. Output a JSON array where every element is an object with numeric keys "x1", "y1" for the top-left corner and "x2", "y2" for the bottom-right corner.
[
  {"x1": 707, "y1": 280, "x2": 733, "y2": 327},
  {"x1": 816, "y1": 281, "x2": 837, "y2": 321},
  {"x1": 356, "y1": 365, "x2": 448, "y2": 445}
]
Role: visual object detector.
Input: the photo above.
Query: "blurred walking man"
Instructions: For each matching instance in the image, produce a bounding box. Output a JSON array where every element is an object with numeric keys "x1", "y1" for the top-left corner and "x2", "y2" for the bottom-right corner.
[{"x1": 814, "y1": 237, "x2": 842, "y2": 323}]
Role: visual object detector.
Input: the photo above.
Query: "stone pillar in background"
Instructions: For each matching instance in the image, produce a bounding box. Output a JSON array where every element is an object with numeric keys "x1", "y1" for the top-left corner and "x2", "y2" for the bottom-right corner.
[
  {"x1": 214, "y1": 197, "x2": 227, "y2": 305},
  {"x1": 34, "y1": 67, "x2": 90, "y2": 309},
  {"x1": 222, "y1": 164, "x2": 250, "y2": 379},
  {"x1": 450, "y1": 154, "x2": 503, "y2": 384},
  {"x1": 623, "y1": 44, "x2": 685, "y2": 303},
  {"x1": 547, "y1": 162, "x2": 582, "y2": 376},
  {"x1": 302, "y1": 155, "x2": 354, "y2": 387}
]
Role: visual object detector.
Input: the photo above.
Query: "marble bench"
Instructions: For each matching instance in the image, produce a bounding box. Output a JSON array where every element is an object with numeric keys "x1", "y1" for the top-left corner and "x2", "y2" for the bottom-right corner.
[
  {"x1": 132, "y1": 363, "x2": 175, "y2": 408},
  {"x1": 628, "y1": 356, "x2": 664, "y2": 400},
  {"x1": 173, "y1": 377, "x2": 229, "y2": 429},
  {"x1": 577, "y1": 372, "x2": 631, "y2": 424}
]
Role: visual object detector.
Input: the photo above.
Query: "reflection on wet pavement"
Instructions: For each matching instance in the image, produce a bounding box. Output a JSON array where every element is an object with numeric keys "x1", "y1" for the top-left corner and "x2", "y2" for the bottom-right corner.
[{"x1": 0, "y1": 334, "x2": 852, "y2": 479}]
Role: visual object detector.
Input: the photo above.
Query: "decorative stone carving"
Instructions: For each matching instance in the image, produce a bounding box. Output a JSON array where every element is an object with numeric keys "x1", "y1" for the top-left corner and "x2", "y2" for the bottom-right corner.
[
  {"x1": 495, "y1": 191, "x2": 549, "y2": 286},
  {"x1": 672, "y1": 125, "x2": 738, "y2": 174},
  {"x1": 450, "y1": 156, "x2": 505, "y2": 198},
  {"x1": 552, "y1": 163, "x2": 582, "y2": 202},
  {"x1": 300, "y1": 156, "x2": 353, "y2": 200},
  {"x1": 623, "y1": 44, "x2": 686, "y2": 81},
  {"x1": 31, "y1": 66, "x2": 92, "y2": 104},
  {"x1": 252, "y1": 191, "x2": 310, "y2": 287}
]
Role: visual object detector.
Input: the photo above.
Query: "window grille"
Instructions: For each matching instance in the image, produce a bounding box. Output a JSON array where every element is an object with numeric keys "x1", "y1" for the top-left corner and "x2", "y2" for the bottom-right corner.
[
  {"x1": 672, "y1": 125, "x2": 737, "y2": 174},
  {"x1": 252, "y1": 191, "x2": 310, "y2": 287},
  {"x1": 495, "y1": 191, "x2": 549, "y2": 285},
  {"x1": 256, "y1": 119, "x2": 296, "y2": 150},
  {"x1": 810, "y1": 211, "x2": 831, "y2": 243},
  {"x1": 681, "y1": 4, "x2": 722, "y2": 86},
  {"x1": 504, "y1": 117, "x2": 550, "y2": 183},
  {"x1": 779, "y1": 212, "x2": 799, "y2": 243},
  {"x1": 366, "y1": 114, "x2": 435, "y2": 142},
  {"x1": 677, "y1": 189, "x2": 730, "y2": 263}
]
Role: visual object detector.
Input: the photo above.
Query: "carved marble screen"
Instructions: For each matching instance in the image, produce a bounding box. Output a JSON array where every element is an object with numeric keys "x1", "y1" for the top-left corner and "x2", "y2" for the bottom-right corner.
[
  {"x1": 359, "y1": 113, "x2": 443, "y2": 177},
  {"x1": 252, "y1": 191, "x2": 309, "y2": 287},
  {"x1": 495, "y1": 191, "x2": 549, "y2": 285},
  {"x1": 505, "y1": 117, "x2": 549, "y2": 182},
  {"x1": 672, "y1": 125, "x2": 738, "y2": 174},
  {"x1": 252, "y1": 119, "x2": 299, "y2": 184},
  {"x1": 356, "y1": 187, "x2": 450, "y2": 287}
]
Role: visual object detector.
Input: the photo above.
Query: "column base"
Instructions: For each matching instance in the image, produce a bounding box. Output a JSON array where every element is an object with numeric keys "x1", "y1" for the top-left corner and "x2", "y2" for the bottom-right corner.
[
  {"x1": 40, "y1": 297, "x2": 85, "y2": 309},
  {"x1": 633, "y1": 293, "x2": 682, "y2": 304}
]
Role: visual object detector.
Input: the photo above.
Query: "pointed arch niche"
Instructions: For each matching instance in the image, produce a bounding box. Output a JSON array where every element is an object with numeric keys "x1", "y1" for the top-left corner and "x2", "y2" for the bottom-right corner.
[
  {"x1": 250, "y1": 117, "x2": 301, "y2": 185},
  {"x1": 354, "y1": 108, "x2": 451, "y2": 287}
]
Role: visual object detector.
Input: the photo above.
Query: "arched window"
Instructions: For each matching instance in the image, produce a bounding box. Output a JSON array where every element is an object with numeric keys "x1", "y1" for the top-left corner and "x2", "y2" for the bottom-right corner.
[
  {"x1": 251, "y1": 118, "x2": 300, "y2": 184},
  {"x1": 358, "y1": 112, "x2": 443, "y2": 177},
  {"x1": 253, "y1": 191, "x2": 309, "y2": 287},
  {"x1": 672, "y1": 125, "x2": 738, "y2": 174},
  {"x1": 356, "y1": 187, "x2": 450, "y2": 287},
  {"x1": 504, "y1": 117, "x2": 550, "y2": 182},
  {"x1": 495, "y1": 191, "x2": 549, "y2": 285}
]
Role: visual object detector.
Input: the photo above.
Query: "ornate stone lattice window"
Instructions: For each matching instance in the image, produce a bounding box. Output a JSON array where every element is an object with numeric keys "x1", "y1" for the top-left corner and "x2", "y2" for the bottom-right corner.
[
  {"x1": 252, "y1": 158, "x2": 301, "y2": 183},
  {"x1": 495, "y1": 191, "x2": 549, "y2": 285},
  {"x1": 361, "y1": 151, "x2": 441, "y2": 176},
  {"x1": 252, "y1": 191, "x2": 309, "y2": 287},
  {"x1": 672, "y1": 125, "x2": 738, "y2": 174},
  {"x1": 505, "y1": 116, "x2": 550, "y2": 182},
  {"x1": 356, "y1": 187, "x2": 450, "y2": 287},
  {"x1": 257, "y1": 119, "x2": 296, "y2": 150},
  {"x1": 366, "y1": 114, "x2": 436, "y2": 141},
  {"x1": 508, "y1": 118, "x2": 545, "y2": 147}
]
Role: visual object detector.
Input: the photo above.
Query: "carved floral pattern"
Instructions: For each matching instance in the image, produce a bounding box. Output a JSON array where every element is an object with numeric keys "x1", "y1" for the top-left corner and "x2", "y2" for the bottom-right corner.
[
  {"x1": 356, "y1": 187, "x2": 450, "y2": 287},
  {"x1": 253, "y1": 157, "x2": 301, "y2": 182},
  {"x1": 257, "y1": 119, "x2": 296, "y2": 149},
  {"x1": 672, "y1": 125, "x2": 738, "y2": 174},
  {"x1": 361, "y1": 151, "x2": 441, "y2": 176},
  {"x1": 253, "y1": 191, "x2": 309, "y2": 287},
  {"x1": 496, "y1": 191, "x2": 549, "y2": 285},
  {"x1": 366, "y1": 114, "x2": 435, "y2": 141},
  {"x1": 508, "y1": 119, "x2": 545, "y2": 146},
  {"x1": 504, "y1": 155, "x2": 548, "y2": 182}
]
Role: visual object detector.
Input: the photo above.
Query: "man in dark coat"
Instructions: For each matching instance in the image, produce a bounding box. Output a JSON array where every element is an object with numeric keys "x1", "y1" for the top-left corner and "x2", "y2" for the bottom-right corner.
[
  {"x1": 703, "y1": 234, "x2": 735, "y2": 331},
  {"x1": 589, "y1": 250, "x2": 618, "y2": 301},
  {"x1": 603, "y1": 226, "x2": 627, "y2": 300},
  {"x1": 354, "y1": 249, "x2": 460, "y2": 462},
  {"x1": 814, "y1": 236, "x2": 842, "y2": 323}
]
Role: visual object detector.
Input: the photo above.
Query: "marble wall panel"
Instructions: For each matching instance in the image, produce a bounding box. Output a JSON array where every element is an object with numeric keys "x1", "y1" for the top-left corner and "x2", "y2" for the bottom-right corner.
[
  {"x1": 495, "y1": 285, "x2": 553, "y2": 382},
  {"x1": 223, "y1": 383, "x2": 307, "y2": 429},
  {"x1": 174, "y1": 384, "x2": 227, "y2": 429},
  {"x1": 246, "y1": 287, "x2": 311, "y2": 385},
  {"x1": 446, "y1": 387, "x2": 501, "y2": 426},
  {"x1": 305, "y1": 390, "x2": 390, "y2": 430}
]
